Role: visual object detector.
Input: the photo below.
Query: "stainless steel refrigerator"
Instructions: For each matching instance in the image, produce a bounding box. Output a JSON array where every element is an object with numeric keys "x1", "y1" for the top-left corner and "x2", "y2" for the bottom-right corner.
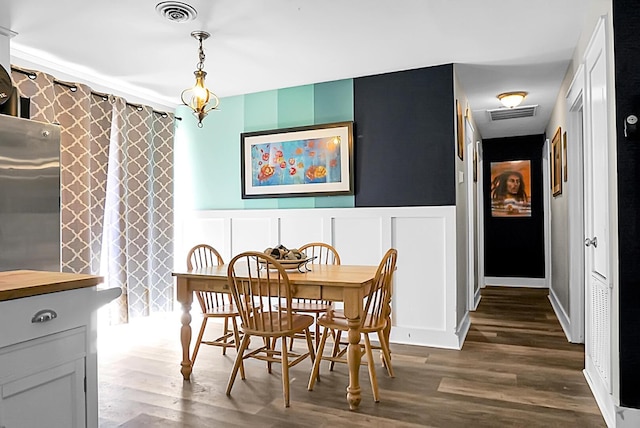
[{"x1": 0, "y1": 114, "x2": 61, "y2": 272}]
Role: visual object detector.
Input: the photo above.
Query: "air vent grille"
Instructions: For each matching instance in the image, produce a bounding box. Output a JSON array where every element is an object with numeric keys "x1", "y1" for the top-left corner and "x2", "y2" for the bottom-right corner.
[
  {"x1": 155, "y1": 1, "x2": 198, "y2": 23},
  {"x1": 487, "y1": 105, "x2": 538, "y2": 121}
]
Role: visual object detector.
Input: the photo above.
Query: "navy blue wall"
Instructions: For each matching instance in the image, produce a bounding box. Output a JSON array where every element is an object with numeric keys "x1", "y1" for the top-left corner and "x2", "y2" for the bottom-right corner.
[
  {"x1": 482, "y1": 135, "x2": 545, "y2": 278},
  {"x1": 353, "y1": 64, "x2": 456, "y2": 207},
  {"x1": 613, "y1": 0, "x2": 640, "y2": 408}
]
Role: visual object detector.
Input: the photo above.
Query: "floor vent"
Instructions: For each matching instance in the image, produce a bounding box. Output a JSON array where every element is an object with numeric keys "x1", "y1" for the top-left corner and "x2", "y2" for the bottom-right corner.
[{"x1": 487, "y1": 105, "x2": 538, "y2": 121}]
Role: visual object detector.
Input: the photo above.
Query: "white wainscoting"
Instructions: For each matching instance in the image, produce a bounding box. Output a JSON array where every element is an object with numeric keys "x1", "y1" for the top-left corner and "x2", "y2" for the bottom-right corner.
[{"x1": 175, "y1": 206, "x2": 464, "y2": 349}]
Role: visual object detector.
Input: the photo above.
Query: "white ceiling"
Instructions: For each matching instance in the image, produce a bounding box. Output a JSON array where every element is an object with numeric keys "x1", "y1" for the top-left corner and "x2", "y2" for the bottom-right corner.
[{"x1": 3, "y1": 0, "x2": 605, "y2": 139}]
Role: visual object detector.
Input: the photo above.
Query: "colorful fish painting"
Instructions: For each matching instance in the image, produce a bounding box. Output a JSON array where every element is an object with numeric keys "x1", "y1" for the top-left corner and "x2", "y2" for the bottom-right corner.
[{"x1": 250, "y1": 136, "x2": 342, "y2": 187}]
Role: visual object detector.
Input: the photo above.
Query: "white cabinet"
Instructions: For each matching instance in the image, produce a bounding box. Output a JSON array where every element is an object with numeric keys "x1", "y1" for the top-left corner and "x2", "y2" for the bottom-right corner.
[
  {"x1": 0, "y1": 328, "x2": 87, "y2": 428},
  {"x1": 0, "y1": 273, "x2": 119, "y2": 428}
]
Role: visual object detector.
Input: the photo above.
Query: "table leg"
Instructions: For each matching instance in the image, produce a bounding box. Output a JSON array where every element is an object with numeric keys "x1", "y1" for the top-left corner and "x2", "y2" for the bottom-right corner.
[
  {"x1": 343, "y1": 287, "x2": 364, "y2": 410},
  {"x1": 180, "y1": 301, "x2": 193, "y2": 380},
  {"x1": 177, "y1": 277, "x2": 193, "y2": 381},
  {"x1": 346, "y1": 317, "x2": 362, "y2": 410}
]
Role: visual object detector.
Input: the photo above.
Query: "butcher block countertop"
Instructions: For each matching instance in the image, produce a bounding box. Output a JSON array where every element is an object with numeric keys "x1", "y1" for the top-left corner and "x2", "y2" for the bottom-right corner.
[{"x1": 0, "y1": 270, "x2": 104, "y2": 302}]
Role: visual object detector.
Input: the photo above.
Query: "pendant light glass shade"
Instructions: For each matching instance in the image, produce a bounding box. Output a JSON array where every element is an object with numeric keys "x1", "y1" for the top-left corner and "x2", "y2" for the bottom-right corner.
[{"x1": 181, "y1": 31, "x2": 219, "y2": 127}]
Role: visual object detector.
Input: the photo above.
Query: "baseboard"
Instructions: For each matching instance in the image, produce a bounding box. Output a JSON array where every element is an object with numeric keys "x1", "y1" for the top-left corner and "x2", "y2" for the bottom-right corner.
[
  {"x1": 456, "y1": 311, "x2": 471, "y2": 348},
  {"x1": 548, "y1": 288, "x2": 572, "y2": 342},
  {"x1": 473, "y1": 287, "x2": 481, "y2": 310},
  {"x1": 391, "y1": 326, "x2": 461, "y2": 350},
  {"x1": 584, "y1": 366, "x2": 615, "y2": 427},
  {"x1": 484, "y1": 276, "x2": 547, "y2": 288}
]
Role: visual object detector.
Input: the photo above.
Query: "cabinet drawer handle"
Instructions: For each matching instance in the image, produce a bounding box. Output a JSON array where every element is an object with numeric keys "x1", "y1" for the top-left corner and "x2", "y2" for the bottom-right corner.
[{"x1": 31, "y1": 309, "x2": 58, "y2": 323}]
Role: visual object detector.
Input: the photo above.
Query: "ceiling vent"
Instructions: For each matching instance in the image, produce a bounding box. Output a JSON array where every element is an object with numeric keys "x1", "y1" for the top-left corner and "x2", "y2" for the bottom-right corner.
[
  {"x1": 156, "y1": 2, "x2": 198, "y2": 23},
  {"x1": 487, "y1": 105, "x2": 538, "y2": 121}
]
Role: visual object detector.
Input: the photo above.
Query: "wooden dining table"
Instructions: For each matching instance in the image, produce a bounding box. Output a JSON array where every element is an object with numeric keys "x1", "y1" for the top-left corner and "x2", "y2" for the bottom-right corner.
[{"x1": 172, "y1": 262, "x2": 378, "y2": 410}]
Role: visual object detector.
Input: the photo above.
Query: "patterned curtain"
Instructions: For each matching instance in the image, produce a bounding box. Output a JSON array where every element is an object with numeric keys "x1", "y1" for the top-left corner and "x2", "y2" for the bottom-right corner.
[{"x1": 11, "y1": 67, "x2": 175, "y2": 324}]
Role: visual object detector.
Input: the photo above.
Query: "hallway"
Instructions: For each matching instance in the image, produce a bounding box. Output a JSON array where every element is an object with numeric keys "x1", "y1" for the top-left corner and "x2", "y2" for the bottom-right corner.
[
  {"x1": 459, "y1": 286, "x2": 603, "y2": 426},
  {"x1": 98, "y1": 286, "x2": 605, "y2": 427}
]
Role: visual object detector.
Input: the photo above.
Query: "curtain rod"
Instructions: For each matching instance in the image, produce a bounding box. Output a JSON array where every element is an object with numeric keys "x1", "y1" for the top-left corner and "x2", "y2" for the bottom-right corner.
[{"x1": 11, "y1": 66, "x2": 170, "y2": 118}]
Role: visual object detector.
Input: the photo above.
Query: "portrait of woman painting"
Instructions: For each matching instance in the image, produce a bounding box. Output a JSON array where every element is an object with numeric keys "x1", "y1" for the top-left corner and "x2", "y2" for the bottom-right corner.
[{"x1": 490, "y1": 160, "x2": 532, "y2": 217}]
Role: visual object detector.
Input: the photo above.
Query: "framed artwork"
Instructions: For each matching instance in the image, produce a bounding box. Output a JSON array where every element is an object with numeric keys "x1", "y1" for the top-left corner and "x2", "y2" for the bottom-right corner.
[
  {"x1": 473, "y1": 147, "x2": 478, "y2": 182},
  {"x1": 240, "y1": 121, "x2": 354, "y2": 199},
  {"x1": 490, "y1": 160, "x2": 532, "y2": 217},
  {"x1": 563, "y1": 131, "x2": 568, "y2": 182},
  {"x1": 552, "y1": 127, "x2": 562, "y2": 196},
  {"x1": 456, "y1": 99, "x2": 464, "y2": 160}
]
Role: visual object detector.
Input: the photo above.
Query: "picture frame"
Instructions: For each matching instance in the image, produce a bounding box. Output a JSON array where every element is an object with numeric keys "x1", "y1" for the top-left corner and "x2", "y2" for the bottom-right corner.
[
  {"x1": 552, "y1": 127, "x2": 562, "y2": 197},
  {"x1": 490, "y1": 160, "x2": 532, "y2": 217},
  {"x1": 473, "y1": 147, "x2": 478, "y2": 182},
  {"x1": 563, "y1": 131, "x2": 568, "y2": 182},
  {"x1": 456, "y1": 99, "x2": 464, "y2": 161},
  {"x1": 240, "y1": 121, "x2": 354, "y2": 199}
]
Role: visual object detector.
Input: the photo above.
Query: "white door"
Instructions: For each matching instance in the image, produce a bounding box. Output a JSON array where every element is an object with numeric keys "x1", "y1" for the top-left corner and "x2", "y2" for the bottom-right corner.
[
  {"x1": 583, "y1": 18, "x2": 612, "y2": 394},
  {"x1": 465, "y1": 118, "x2": 478, "y2": 310}
]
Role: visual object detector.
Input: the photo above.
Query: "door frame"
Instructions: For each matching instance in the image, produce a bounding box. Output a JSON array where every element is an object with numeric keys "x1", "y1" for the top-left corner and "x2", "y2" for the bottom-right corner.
[
  {"x1": 465, "y1": 118, "x2": 480, "y2": 310},
  {"x1": 566, "y1": 64, "x2": 586, "y2": 344},
  {"x1": 478, "y1": 139, "x2": 551, "y2": 289},
  {"x1": 476, "y1": 142, "x2": 485, "y2": 293}
]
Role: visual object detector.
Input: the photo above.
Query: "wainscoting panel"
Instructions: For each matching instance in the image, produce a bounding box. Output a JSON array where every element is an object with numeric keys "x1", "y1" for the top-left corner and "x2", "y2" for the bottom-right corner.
[
  {"x1": 393, "y1": 216, "x2": 448, "y2": 331},
  {"x1": 176, "y1": 206, "x2": 462, "y2": 349},
  {"x1": 333, "y1": 217, "x2": 383, "y2": 265},
  {"x1": 230, "y1": 217, "x2": 276, "y2": 256},
  {"x1": 176, "y1": 217, "x2": 226, "y2": 267},
  {"x1": 279, "y1": 216, "x2": 325, "y2": 250}
]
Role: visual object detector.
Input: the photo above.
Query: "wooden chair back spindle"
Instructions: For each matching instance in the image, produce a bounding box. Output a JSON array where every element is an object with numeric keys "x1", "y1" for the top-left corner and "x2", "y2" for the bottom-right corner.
[
  {"x1": 308, "y1": 248, "x2": 398, "y2": 402},
  {"x1": 226, "y1": 251, "x2": 316, "y2": 407},
  {"x1": 186, "y1": 243, "x2": 241, "y2": 365}
]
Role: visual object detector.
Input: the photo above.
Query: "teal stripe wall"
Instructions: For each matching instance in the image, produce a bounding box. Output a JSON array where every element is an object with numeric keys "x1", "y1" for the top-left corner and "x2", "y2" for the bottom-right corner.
[{"x1": 174, "y1": 79, "x2": 354, "y2": 210}]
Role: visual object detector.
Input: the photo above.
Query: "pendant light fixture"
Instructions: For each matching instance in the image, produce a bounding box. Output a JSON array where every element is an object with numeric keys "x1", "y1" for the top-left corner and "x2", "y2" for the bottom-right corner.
[
  {"x1": 497, "y1": 91, "x2": 528, "y2": 109},
  {"x1": 181, "y1": 30, "x2": 219, "y2": 127}
]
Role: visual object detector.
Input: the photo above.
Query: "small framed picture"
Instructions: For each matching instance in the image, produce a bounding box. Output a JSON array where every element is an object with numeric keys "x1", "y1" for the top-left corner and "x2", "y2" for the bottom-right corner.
[
  {"x1": 563, "y1": 131, "x2": 568, "y2": 182},
  {"x1": 473, "y1": 148, "x2": 478, "y2": 182},
  {"x1": 456, "y1": 99, "x2": 464, "y2": 161},
  {"x1": 552, "y1": 127, "x2": 562, "y2": 197}
]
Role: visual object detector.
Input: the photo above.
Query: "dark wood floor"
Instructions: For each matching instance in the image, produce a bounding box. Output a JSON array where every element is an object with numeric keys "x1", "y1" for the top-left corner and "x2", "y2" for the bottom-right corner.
[{"x1": 98, "y1": 287, "x2": 605, "y2": 427}]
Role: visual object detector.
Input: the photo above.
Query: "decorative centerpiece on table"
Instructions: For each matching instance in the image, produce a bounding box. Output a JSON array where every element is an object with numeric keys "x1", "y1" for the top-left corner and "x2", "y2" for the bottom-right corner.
[{"x1": 263, "y1": 245, "x2": 314, "y2": 272}]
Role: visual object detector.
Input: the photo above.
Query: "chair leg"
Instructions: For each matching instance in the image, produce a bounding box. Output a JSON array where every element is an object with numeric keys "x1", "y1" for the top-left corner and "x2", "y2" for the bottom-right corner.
[
  {"x1": 378, "y1": 329, "x2": 395, "y2": 378},
  {"x1": 363, "y1": 334, "x2": 380, "y2": 402},
  {"x1": 222, "y1": 317, "x2": 230, "y2": 356},
  {"x1": 265, "y1": 337, "x2": 273, "y2": 374},
  {"x1": 281, "y1": 336, "x2": 290, "y2": 408},
  {"x1": 304, "y1": 328, "x2": 316, "y2": 363},
  {"x1": 314, "y1": 314, "x2": 321, "y2": 349},
  {"x1": 226, "y1": 333, "x2": 250, "y2": 396},
  {"x1": 231, "y1": 317, "x2": 244, "y2": 379},
  {"x1": 308, "y1": 326, "x2": 330, "y2": 390},
  {"x1": 191, "y1": 317, "x2": 208, "y2": 366},
  {"x1": 330, "y1": 330, "x2": 342, "y2": 371},
  {"x1": 289, "y1": 323, "x2": 296, "y2": 351}
]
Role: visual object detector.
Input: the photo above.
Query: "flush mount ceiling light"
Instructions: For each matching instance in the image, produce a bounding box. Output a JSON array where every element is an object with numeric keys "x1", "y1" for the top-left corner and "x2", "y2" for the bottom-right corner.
[
  {"x1": 181, "y1": 31, "x2": 219, "y2": 127},
  {"x1": 497, "y1": 91, "x2": 528, "y2": 109}
]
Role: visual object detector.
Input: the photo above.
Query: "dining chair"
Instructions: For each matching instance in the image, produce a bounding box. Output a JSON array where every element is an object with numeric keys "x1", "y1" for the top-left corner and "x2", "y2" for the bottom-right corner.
[
  {"x1": 307, "y1": 248, "x2": 397, "y2": 402},
  {"x1": 279, "y1": 242, "x2": 340, "y2": 350},
  {"x1": 187, "y1": 244, "x2": 242, "y2": 367},
  {"x1": 225, "y1": 251, "x2": 316, "y2": 408}
]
